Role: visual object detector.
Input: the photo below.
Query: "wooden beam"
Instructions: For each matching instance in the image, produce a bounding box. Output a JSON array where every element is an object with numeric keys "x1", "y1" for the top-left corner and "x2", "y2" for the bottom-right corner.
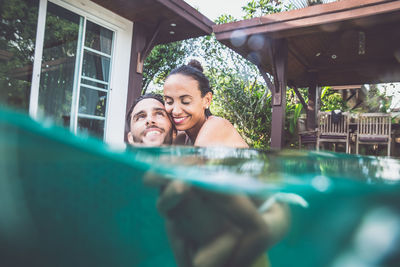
[
  {"x1": 293, "y1": 85, "x2": 307, "y2": 111},
  {"x1": 136, "y1": 20, "x2": 162, "y2": 74},
  {"x1": 345, "y1": 90, "x2": 357, "y2": 102},
  {"x1": 330, "y1": 85, "x2": 362, "y2": 90},
  {"x1": 257, "y1": 65, "x2": 274, "y2": 94},
  {"x1": 288, "y1": 42, "x2": 310, "y2": 69},
  {"x1": 270, "y1": 39, "x2": 288, "y2": 149},
  {"x1": 310, "y1": 61, "x2": 400, "y2": 74},
  {"x1": 307, "y1": 73, "x2": 318, "y2": 131},
  {"x1": 351, "y1": 100, "x2": 363, "y2": 110},
  {"x1": 126, "y1": 22, "x2": 147, "y2": 128},
  {"x1": 142, "y1": 20, "x2": 162, "y2": 59},
  {"x1": 157, "y1": 0, "x2": 213, "y2": 34},
  {"x1": 214, "y1": 0, "x2": 400, "y2": 40}
]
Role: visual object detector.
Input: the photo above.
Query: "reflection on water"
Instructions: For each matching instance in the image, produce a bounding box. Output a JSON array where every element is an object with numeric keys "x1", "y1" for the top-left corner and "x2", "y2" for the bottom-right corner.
[
  {"x1": 130, "y1": 146, "x2": 400, "y2": 193},
  {"x1": 332, "y1": 207, "x2": 400, "y2": 267},
  {"x1": 1, "y1": 107, "x2": 400, "y2": 266}
]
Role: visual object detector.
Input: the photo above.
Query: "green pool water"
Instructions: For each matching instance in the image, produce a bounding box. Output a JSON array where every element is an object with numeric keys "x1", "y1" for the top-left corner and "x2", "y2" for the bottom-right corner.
[{"x1": 1, "y1": 107, "x2": 399, "y2": 267}]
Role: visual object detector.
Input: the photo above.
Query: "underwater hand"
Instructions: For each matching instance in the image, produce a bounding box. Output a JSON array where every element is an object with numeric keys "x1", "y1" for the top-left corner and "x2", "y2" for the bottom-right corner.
[{"x1": 157, "y1": 180, "x2": 191, "y2": 216}]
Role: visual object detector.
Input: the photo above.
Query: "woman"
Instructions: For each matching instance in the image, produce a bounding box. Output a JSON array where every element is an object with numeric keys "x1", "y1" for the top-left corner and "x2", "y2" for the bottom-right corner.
[
  {"x1": 164, "y1": 60, "x2": 248, "y2": 148},
  {"x1": 161, "y1": 60, "x2": 288, "y2": 267}
]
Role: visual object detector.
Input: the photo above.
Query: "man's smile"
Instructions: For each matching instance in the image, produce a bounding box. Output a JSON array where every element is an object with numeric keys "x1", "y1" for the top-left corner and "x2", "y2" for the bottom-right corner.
[{"x1": 143, "y1": 127, "x2": 163, "y2": 137}]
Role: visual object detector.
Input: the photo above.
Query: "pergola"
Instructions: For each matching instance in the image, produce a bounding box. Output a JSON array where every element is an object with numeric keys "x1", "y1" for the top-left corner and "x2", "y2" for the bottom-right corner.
[
  {"x1": 213, "y1": 0, "x2": 400, "y2": 149},
  {"x1": 92, "y1": 0, "x2": 214, "y2": 114}
]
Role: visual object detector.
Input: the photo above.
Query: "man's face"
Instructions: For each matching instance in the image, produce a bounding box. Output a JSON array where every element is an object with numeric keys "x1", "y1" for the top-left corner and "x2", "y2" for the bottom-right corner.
[{"x1": 127, "y1": 98, "x2": 173, "y2": 146}]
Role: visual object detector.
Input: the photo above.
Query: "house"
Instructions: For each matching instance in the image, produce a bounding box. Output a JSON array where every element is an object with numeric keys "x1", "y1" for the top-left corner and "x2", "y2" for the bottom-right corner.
[{"x1": 0, "y1": 0, "x2": 213, "y2": 145}]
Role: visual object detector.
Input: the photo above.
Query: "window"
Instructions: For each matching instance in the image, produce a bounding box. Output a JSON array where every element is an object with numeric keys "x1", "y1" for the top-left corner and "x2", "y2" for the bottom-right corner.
[
  {"x1": 37, "y1": 2, "x2": 114, "y2": 139},
  {"x1": 1, "y1": 0, "x2": 132, "y2": 143}
]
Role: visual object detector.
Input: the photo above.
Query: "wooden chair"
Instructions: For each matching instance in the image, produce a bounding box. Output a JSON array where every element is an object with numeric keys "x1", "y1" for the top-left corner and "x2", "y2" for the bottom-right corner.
[
  {"x1": 317, "y1": 111, "x2": 350, "y2": 153},
  {"x1": 298, "y1": 117, "x2": 317, "y2": 149},
  {"x1": 356, "y1": 113, "x2": 391, "y2": 156}
]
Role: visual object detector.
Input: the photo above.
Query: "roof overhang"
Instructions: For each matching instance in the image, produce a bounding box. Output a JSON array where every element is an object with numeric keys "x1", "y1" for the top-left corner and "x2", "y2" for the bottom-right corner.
[
  {"x1": 213, "y1": 0, "x2": 400, "y2": 87},
  {"x1": 92, "y1": 0, "x2": 214, "y2": 44}
]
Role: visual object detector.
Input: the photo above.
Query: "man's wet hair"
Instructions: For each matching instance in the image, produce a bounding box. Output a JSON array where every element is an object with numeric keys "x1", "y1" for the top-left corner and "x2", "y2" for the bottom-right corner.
[{"x1": 126, "y1": 93, "x2": 165, "y2": 132}]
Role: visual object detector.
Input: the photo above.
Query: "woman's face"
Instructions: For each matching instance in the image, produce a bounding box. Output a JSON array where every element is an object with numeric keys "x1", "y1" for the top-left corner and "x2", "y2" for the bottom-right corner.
[{"x1": 163, "y1": 74, "x2": 211, "y2": 132}]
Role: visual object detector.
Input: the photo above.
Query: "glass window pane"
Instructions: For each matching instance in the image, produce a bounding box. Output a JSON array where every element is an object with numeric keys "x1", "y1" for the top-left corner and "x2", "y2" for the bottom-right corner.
[
  {"x1": 0, "y1": 0, "x2": 39, "y2": 111},
  {"x1": 38, "y1": 2, "x2": 80, "y2": 126},
  {"x1": 80, "y1": 78, "x2": 108, "y2": 90},
  {"x1": 77, "y1": 117, "x2": 104, "y2": 139},
  {"x1": 82, "y1": 51, "x2": 110, "y2": 83},
  {"x1": 78, "y1": 87, "x2": 107, "y2": 117},
  {"x1": 85, "y1": 20, "x2": 113, "y2": 55}
]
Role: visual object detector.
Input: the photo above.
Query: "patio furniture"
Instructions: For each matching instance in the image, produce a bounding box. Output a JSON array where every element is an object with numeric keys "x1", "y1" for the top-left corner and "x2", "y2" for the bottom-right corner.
[
  {"x1": 356, "y1": 113, "x2": 391, "y2": 156},
  {"x1": 317, "y1": 111, "x2": 350, "y2": 153},
  {"x1": 298, "y1": 117, "x2": 317, "y2": 149}
]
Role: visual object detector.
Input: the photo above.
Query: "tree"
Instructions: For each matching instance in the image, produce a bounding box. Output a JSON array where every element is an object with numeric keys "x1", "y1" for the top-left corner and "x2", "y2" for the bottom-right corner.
[
  {"x1": 142, "y1": 41, "x2": 186, "y2": 94},
  {"x1": 363, "y1": 84, "x2": 392, "y2": 113},
  {"x1": 320, "y1": 87, "x2": 347, "y2": 112},
  {"x1": 0, "y1": 0, "x2": 39, "y2": 111},
  {"x1": 242, "y1": 0, "x2": 289, "y2": 19}
]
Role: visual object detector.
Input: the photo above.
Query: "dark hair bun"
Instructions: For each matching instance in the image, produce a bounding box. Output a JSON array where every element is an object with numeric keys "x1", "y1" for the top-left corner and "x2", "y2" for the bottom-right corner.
[{"x1": 187, "y1": 59, "x2": 203, "y2": 73}]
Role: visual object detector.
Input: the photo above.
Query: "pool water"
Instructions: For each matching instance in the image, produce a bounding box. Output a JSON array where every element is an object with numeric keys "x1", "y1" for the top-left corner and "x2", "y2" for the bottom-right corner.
[{"x1": 1, "y1": 107, "x2": 400, "y2": 267}]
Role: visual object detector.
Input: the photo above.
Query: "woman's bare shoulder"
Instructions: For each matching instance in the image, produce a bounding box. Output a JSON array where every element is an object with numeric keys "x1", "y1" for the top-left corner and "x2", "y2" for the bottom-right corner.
[
  {"x1": 206, "y1": 116, "x2": 233, "y2": 127},
  {"x1": 195, "y1": 116, "x2": 248, "y2": 148}
]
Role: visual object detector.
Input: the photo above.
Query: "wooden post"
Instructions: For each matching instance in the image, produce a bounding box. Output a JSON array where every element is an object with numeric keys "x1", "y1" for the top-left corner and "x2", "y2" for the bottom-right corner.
[
  {"x1": 307, "y1": 73, "x2": 318, "y2": 131},
  {"x1": 271, "y1": 39, "x2": 288, "y2": 149},
  {"x1": 126, "y1": 22, "x2": 147, "y2": 116}
]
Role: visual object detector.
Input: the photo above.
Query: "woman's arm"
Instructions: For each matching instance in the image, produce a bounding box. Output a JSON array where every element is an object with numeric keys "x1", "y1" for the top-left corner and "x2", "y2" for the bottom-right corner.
[
  {"x1": 165, "y1": 218, "x2": 193, "y2": 267},
  {"x1": 200, "y1": 191, "x2": 272, "y2": 267},
  {"x1": 193, "y1": 117, "x2": 289, "y2": 266}
]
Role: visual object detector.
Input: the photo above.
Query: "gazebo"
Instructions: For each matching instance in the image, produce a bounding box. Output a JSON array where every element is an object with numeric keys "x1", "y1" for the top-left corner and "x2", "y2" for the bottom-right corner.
[{"x1": 213, "y1": 0, "x2": 400, "y2": 149}]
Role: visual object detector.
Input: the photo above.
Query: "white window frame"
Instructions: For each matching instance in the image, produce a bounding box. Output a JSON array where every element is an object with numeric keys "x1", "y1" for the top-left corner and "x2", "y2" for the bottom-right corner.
[{"x1": 30, "y1": 0, "x2": 133, "y2": 146}]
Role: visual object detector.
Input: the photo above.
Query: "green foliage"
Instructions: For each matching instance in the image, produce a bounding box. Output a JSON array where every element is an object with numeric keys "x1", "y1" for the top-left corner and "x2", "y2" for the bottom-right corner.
[
  {"x1": 363, "y1": 84, "x2": 393, "y2": 113},
  {"x1": 320, "y1": 87, "x2": 347, "y2": 112},
  {"x1": 0, "y1": 0, "x2": 39, "y2": 110},
  {"x1": 184, "y1": 30, "x2": 273, "y2": 148},
  {"x1": 214, "y1": 14, "x2": 237, "y2": 24},
  {"x1": 242, "y1": 0, "x2": 288, "y2": 19},
  {"x1": 211, "y1": 72, "x2": 272, "y2": 149},
  {"x1": 142, "y1": 41, "x2": 186, "y2": 94},
  {"x1": 284, "y1": 88, "x2": 308, "y2": 147}
]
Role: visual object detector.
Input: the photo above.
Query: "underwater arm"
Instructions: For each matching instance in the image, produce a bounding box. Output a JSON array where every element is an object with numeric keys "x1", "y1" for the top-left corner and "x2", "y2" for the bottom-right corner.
[
  {"x1": 202, "y1": 192, "x2": 269, "y2": 266},
  {"x1": 156, "y1": 180, "x2": 191, "y2": 216},
  {"x1": 143, "y1": 172, "x2": 191, "y2": 215},
  {"x1": 165, "y1": 218, "x2": 193, "y2": 267},
  {"x1": 260, "y1": 202, "x2": 291, "y2": 248},
  {"x1": 226, "y1": 200, "x2": 290, "y2": 267},
  {"x1": 203, "y1": 191, "x2": 285, "y2": 267}
]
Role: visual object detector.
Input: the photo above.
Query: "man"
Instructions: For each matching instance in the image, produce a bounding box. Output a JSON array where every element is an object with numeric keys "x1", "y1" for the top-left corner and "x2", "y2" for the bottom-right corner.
[
  {"x1": 127, "y1": 94, "x2": 290, "y2": 267},
  {"x1": 126, "y1": 93, "x2": 173, "y2": 146}
]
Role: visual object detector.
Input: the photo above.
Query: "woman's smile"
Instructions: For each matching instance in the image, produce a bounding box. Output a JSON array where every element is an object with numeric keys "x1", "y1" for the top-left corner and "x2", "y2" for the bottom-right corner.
[{"x1": 173, "y1": 116, "x2": 190, "y2": 125}]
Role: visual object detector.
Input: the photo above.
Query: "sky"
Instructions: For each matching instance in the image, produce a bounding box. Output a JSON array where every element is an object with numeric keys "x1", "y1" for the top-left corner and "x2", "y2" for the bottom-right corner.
[{"x1": 185, "y1": 0, "x2": 246, "y2": 21}]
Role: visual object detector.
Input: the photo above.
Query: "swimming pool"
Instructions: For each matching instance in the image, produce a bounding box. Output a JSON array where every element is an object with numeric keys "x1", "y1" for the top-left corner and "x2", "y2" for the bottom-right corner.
[{"x1": 1, "y1": 107, "x2": 399, "y2": 266}]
